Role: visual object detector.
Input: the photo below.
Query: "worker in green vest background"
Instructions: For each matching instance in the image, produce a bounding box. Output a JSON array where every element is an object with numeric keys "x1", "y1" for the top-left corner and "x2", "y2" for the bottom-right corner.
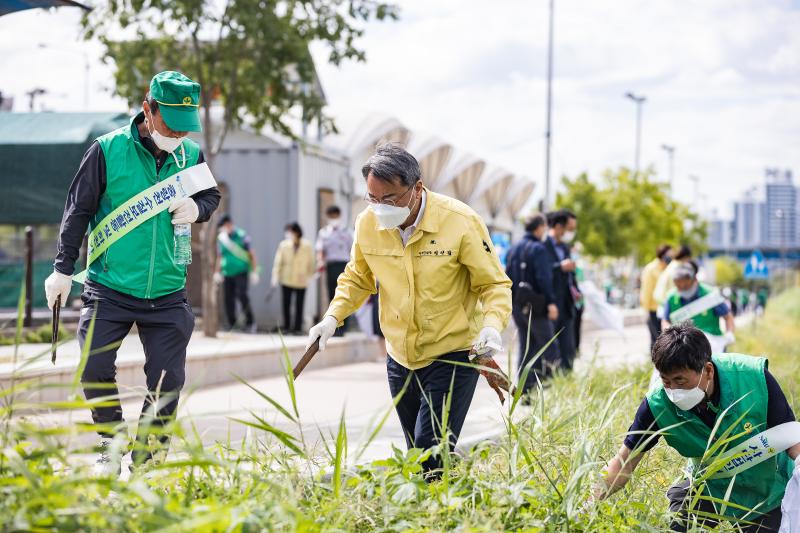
[
  {"x1": 44, "y1": 71, "x2": 221, "y2": 476},
  {"x1": 662, "y1": 260, "x2": 735, "y2": 353},
  {"x1": 593, "y1": 323, "x2": 800, "y2": 531},
  {"x1": 214, "y1": 214, "x2": 259, "y2": 333}
]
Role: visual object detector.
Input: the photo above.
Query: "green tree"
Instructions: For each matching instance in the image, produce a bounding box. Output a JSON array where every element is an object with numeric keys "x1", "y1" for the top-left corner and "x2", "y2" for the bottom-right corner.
[
  {"x1": 713, "y1": 256, "x2": 744, "y2": 287},
  {"x1": 556, "y1": 167, "x2": 707, "y2": 265},
  {"x1": 82, "y1": 0, "x2": 398, "y2": 336}
]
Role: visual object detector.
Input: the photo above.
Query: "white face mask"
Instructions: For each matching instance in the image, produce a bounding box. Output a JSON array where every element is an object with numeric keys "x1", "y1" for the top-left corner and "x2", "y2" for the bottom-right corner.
[
  {"x1": 370, "y1": 188, "x2": 417, "y2": 229},
  {"x1": 285, "y1": 232, "x2": 295, "y2": 241},
  {"x1": 678, "y1": 284, "x2": 698, "y2": 299},
  {"x1": 665, "y1": 368, "x2": 709, "y2": 411},
  {"x1": 562, "y1": 230, "x2": 576, "y2": 243},
  {"x1": 146, "y1": 112, "x2": 187, "y2": 168}
]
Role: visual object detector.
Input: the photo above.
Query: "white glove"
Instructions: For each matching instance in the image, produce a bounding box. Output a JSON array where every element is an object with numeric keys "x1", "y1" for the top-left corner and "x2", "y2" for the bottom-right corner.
[
  {"x1": 213, "y1": 272, "x2": 223, "y2": 285},
  {"x1": 249, "y1": 271, "x2": 260, "y2": 285},
  {"x1": 306, "y1": 315, "x2": 338, "y2": 352},
  {"x1": 473, "y1": 326, "x2": 503, "y2": 357},
  {"x1": 168, "y1": 197, "x2": 199, "y2": 224},
  {"x1": 724, "y1": 331, "x2": 736, "y2": 345},
  {"x1": 44, "y1": 271, "x2": 72, "y2": 310}
]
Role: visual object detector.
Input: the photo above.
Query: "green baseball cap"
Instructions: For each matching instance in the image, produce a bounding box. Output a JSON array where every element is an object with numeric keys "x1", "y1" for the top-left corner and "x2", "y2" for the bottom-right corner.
[{"x1": 149, "y1": 71, "x2": 202, "y2": 133}]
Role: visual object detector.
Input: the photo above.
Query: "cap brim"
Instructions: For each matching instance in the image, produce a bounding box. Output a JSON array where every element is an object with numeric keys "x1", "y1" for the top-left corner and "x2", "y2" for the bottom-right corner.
[{"x1": 160, "y1": 106, "x2": 202, "y2": 133}]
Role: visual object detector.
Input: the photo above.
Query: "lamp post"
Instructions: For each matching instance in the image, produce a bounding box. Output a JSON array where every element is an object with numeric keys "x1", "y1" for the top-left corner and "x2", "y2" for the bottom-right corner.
[
  {"x1": 625, "y1": 92, "x2": 646, "y2": 175},
  {"x1": 661, "y1": 144, "x2": 675, "y2": 188},
  {"x1": 688, "y1": 174, "x2": 700, "y2": 213},
  {"x1": 38, "y1": 43, "x2": 89, "y2": 110},
  {"x1": 543, "y1": 0, "x2": 555, "y2": 210}
]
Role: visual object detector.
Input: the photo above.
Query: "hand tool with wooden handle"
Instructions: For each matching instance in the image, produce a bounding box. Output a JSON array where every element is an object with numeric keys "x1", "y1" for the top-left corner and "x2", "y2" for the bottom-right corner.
[
  {"x1": 51, "y1": 295, "x2": 61, "y2": 364},
  {"x1": 292, "y1": 338, "x2": 320, "y2": 378}
]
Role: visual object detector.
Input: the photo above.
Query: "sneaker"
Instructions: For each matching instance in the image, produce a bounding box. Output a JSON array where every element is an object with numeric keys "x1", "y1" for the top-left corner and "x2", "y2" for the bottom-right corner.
[
  {"x1": 92, "y1": 437, "x2": 123, "y2": 477},
  {"x1": 247, "y1": 323, "x2": 258, "y2": 334}
]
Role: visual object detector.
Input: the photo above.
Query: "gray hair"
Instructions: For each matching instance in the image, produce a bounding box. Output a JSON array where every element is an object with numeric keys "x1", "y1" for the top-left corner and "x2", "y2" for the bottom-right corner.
[{"x1": 361, "y1": 143, "x2": 421, "y2": 187}]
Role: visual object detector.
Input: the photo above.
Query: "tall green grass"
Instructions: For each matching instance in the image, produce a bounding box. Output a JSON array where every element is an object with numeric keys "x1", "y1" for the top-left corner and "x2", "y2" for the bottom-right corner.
[{"x1": 0, "y1": 289, "x2": 798, "y2": 531}]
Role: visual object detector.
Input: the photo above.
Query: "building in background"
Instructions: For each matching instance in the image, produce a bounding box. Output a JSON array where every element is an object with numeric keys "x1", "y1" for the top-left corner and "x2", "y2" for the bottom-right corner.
[
  {"x1": 708, "y1": 168, "x2": 799, "y2": 271},
  {"x1": 765, "y1": 169, "x2": 797, "y2": 249},
  {"x1": 339, "y1": 114, "x2": 536, "y2": 239}
]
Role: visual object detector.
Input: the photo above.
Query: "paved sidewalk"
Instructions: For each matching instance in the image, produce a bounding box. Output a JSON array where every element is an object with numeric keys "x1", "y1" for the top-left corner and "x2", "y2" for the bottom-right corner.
[{"x1": 25, "y1": 318, "x2": 652, "y2": 470}]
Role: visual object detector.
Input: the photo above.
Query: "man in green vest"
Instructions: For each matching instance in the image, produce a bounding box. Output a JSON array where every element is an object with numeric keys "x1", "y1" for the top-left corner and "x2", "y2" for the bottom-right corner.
[
  {"x1": 594, "y1": 323, "x2": 800, "y2": 531},
  {"x1": 662, "y1": 261, "x2": 735, "y2": 352},
  {"x1": 213, "y1": 214, "x2": 259, "y2": 332},
  {"x1": 44, "y1": 71, "x2": 221, "y2": 476}
]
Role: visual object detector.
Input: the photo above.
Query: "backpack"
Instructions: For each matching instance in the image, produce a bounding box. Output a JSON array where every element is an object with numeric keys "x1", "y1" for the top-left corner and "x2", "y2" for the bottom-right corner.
[{"x1": 506, "y1": 239, "x2": 547, "y2": 317}]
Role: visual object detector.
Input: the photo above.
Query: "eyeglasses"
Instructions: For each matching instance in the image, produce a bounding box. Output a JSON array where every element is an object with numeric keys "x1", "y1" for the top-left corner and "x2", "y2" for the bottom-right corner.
[{"x1": 364, "y1": 184, "x2": 415, "y2": 207}]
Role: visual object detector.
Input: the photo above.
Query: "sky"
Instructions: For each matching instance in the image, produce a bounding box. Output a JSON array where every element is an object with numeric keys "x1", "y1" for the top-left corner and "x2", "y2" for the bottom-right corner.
[{"x1": 1, "y1": 0, "x2": 798, "y2": 219}]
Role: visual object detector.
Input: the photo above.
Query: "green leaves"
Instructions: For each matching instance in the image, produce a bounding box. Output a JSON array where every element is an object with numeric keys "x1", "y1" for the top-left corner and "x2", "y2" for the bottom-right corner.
[
  {"x1": 555, "y1": 167, "x2": 708, "y2": 264},
  {"x1": 81, "y1": 0, "x2": 399, "y2": 157}
]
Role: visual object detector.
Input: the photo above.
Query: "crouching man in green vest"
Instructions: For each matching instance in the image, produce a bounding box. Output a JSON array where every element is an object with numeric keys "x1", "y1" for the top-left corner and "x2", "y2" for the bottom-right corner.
[
  {"x1": 44, "y1": 71, "x2": 221, "y2": 476},
  {"x1": 593, "y1": 323, "x2": 800, "y2": 531}
]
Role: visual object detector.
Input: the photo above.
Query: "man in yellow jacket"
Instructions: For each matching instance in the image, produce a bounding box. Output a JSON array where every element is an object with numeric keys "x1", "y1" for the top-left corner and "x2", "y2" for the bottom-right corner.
[
  {"x1": 639, "y1": 244, "x2": 671, "y2": 347},
  {"x1": 306, "y1": 143, "x2": 512, "y2": 475}
]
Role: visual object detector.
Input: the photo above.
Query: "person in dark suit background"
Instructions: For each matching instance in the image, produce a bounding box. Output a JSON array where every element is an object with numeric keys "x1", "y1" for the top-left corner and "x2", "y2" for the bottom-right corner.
[
  {"x1": 542, "y1": 209, "x2": 580, "y2": 371},
  {"x1": 506, "y1": 213, "x2": 561, "y2": 391}
]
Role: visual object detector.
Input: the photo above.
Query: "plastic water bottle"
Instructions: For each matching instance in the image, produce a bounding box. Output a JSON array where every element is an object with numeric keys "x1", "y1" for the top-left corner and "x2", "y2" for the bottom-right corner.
[{"x1": 174, "y1": 223, "x2": 192, "y2": 265}]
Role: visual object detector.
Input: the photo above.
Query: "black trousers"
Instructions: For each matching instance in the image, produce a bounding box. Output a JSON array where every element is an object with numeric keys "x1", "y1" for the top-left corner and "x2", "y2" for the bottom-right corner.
[
  {"x1": 512, "y1": 306, "x2": 560, "y2": 390},
  {"x1": 281, "y1": 285, "x2": 305, "y2": 332},
  {"x1": 326, "y1": 261, "x2": 349, "y2": 335},
  {"x1": 78, "y1": 281, "x2": 194, "y2": 465},
  {"x1": 574, "y1": 306, "x2": 584, "y2": 350},
  {"x1": 647, "y1": 310, "x2": 662, "y2": 348},
  {"x1": 552, "y1": 314, "x2": 576, "y2": 371},
  {"x1": 667, "y1": 479, "x2": 782, "y2": 532},
  {"x1": 222, "y1": 272, "x2": 253, "y2": 328},
  {"x1": 386, "y1": 351, "x2": 479, "y2": 475}
]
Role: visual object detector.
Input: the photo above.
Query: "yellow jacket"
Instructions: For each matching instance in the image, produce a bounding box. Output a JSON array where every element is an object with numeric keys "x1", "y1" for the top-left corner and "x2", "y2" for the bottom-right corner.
[
  {"x1": 653, "y1": 259, "x2": 686, "y2": 307},
  {"x1": 272, "y1": 239, "x2": 315, "y2": 289},
  {"x1": 639, "y1": 258, "x2": 665, "y2": 311},
  {"x1": 326, "y1": 190, "x2": 512, "y2": 370}
]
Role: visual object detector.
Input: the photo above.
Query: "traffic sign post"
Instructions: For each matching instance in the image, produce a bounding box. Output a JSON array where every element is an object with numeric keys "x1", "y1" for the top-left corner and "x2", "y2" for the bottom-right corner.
[{"x1": 744, "y1": 250, "x2": 769, "y2": 280}]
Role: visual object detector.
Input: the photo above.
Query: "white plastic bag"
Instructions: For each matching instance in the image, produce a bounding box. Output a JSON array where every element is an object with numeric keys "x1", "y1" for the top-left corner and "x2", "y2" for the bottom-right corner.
[{"x1": 780, "y1": 462, "x2": 800, "y2": 532}]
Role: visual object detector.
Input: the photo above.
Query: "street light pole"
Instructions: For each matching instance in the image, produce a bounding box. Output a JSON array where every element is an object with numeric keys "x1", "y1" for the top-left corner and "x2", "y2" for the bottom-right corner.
[
  {"x1": 625, "y1": 92, "x2": 646, "y2": 176},
  {"x1": 543, "y1": 0, "x2": 555, "y2": 211},
  {"x1": 688, "y1": 174, "x2": 700, "y2": 213},
  {"x1": 661, "y1": 144, "x2": 675, "y2": 188}
]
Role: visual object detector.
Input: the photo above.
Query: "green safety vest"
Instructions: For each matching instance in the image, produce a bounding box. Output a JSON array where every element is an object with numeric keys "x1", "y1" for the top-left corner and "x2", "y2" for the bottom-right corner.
[
  {"x1": 219, "y1": 228, "x2": 251, "y2": 277},
  {"x1": 667, "y1": 283, "x2": 723, "y2": 335},
  {"x1": 89, "y1": 114, "x2": 201, "y2": 299},
  {"x1": 646, "y1": 354, "x2": 794, "y2": 519}
]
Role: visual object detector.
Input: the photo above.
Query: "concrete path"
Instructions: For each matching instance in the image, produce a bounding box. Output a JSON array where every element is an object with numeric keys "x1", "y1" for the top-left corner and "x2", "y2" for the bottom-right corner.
[{"x1": 23, "y1": 316, "x2": 653, "y2": 471}]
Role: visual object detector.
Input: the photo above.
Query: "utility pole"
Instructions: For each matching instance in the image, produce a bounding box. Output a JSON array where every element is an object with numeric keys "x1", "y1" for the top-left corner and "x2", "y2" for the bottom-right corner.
[
  {"x1": 688, "y1": 175, "x2": 700, "y2": 213},
  {"x1": 661, "y1": 144, "x2": 675, "y2": 188},
  {"x1": 543, "y1": 0, "x2": 555, "y2": 210},
  {"x1": 625, "y1": 92, "x2": 646, "y2": 175}
]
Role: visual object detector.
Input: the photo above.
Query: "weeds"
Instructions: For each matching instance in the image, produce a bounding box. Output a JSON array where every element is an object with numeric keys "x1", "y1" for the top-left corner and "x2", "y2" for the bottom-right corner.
[{"x1": 0, "y1": 289, "x2": 797, "y2": 531}]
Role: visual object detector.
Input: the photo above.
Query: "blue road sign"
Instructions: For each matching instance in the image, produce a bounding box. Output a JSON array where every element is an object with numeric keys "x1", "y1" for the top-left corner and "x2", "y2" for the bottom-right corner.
[{"x1": 744, "y1": 250, "x2": 769, "y2": 280}]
